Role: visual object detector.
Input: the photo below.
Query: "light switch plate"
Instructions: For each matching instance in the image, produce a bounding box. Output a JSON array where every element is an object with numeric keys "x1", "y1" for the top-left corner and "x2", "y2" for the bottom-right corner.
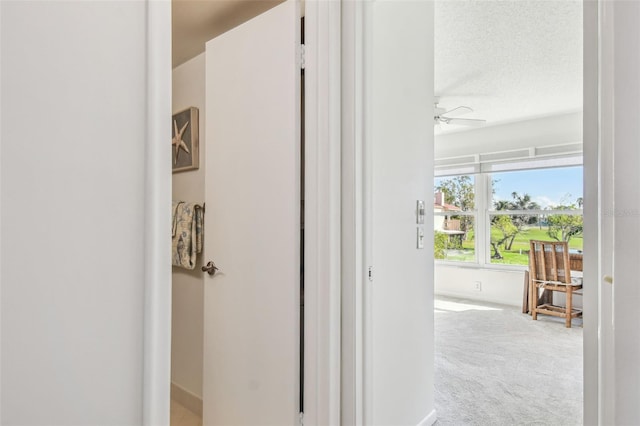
[{"x1": 417, "y1": 200, "x2": 425, "y2": 224}]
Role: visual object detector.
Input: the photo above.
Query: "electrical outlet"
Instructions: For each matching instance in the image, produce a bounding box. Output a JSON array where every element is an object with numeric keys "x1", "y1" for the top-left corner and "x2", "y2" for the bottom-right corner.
[{"x1": 474, "y1": 281, "x2": 482, "y2": 291}]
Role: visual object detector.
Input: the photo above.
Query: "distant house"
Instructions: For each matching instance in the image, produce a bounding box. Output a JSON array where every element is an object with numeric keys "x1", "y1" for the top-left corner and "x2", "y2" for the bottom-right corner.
[{"x1": 434, "y1": 191, "x2": 465, "y2": 240}]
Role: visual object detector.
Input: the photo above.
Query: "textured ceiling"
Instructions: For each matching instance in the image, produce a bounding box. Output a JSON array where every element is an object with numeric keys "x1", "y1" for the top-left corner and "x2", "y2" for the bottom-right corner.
[
  {"x1": 435, "y1": 0, "x2": 583, "y2": 132},
  {"x1": 172, "y1": 0, "x2": 282, "y2": 67}
]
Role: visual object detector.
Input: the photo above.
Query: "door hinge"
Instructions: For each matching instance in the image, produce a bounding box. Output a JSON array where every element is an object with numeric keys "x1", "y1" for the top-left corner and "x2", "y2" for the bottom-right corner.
[
  {"x1": 299, "y1": 411, "x2": 304, "y2": 425},
  {"x1": 298, "y1": 44, "x2": 306, "y2": 70},
  {"x1": 368, "y1": 266, "x2": 373, "y2": 282}
]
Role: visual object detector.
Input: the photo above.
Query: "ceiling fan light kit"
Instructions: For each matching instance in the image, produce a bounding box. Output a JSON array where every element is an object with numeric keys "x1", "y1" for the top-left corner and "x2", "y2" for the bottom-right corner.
[{"x1": 434, "y1": 101, "x2": 487, "y2": 127}]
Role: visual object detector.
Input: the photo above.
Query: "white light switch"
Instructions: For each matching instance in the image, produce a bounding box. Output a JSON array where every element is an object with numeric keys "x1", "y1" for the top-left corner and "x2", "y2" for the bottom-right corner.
[
  {"x1": 417, "y1": 227, "x2": 425, "y2": 249},
  {"x1": 416, "y1": 200, "x2": 425, "y2": 224}
]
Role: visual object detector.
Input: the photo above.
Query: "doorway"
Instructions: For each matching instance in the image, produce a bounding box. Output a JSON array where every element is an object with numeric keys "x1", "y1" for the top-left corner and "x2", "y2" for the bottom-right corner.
[
  {"x1": 432, "y1": 1, "x2": 585, "y2": 423},
  {"x1": 171, "y1": 3, "x2": 302, "y2": 424},
  {"x1": 338, "y1": 0, "x2": 600, "y2": 425}
]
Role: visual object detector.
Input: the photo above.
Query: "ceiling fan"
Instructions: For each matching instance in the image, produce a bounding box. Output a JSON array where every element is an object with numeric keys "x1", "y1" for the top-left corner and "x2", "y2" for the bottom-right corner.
[{"x1": 434, "y1": 102, "x2": 486, "y2": 127}]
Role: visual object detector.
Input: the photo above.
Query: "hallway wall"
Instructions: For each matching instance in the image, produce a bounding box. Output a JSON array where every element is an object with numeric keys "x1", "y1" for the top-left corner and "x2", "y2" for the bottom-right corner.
[
  {"x1": 1, "y1": 2, "x2": 150, "y2": 423},
  {"x1": 172, "y1": 53, "x2": 206, "y2": 400}
]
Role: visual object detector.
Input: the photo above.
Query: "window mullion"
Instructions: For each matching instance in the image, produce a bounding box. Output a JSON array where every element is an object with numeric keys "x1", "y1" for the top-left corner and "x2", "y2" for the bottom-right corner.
[{"x1": 475, "y1": 173, "x2": 488, "y2": 266}]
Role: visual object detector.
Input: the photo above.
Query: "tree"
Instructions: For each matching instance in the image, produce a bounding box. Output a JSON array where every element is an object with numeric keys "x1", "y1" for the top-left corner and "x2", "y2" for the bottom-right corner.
[
  {"x1": 435, "y1": 176, "x2": 475, "y2": 238},
  {"x1": 493, "y1": 192, "x2": 541, "y2": 250},
  {"x1": 508, "y1": 192, "x2": 540, "y2": 249},
  {"x1": 547, "y1": 202, "x2": 583, "y2": 243},
  {"x1": 494, "y1": 200, "x2": 511, "y2": 211},
  {"x1": 490, "y1": 215, "x2": 518, "y2": 259},
  {"x1": 435, "y1": 176, "x2": 474, "y2": 211},
  {"x1": 510, "y1": 192, "x2": 541, "y2": 213}
]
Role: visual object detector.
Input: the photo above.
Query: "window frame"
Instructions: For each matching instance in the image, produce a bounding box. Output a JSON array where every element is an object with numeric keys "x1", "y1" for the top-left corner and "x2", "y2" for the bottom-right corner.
[{"x1": 434, "y1": 174, "x2": 479, "y2": 264}]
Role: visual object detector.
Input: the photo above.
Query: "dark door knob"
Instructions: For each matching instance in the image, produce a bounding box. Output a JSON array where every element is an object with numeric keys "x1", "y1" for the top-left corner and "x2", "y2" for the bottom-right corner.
[{"x1": 202, "y1": 261, "x2": 219, "y2": 276}]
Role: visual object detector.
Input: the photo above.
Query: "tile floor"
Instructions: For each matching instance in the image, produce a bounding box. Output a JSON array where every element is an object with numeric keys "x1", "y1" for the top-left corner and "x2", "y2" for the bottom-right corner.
[{"x1": 170, "y1": 399, "x2": 202, "y2": 426}]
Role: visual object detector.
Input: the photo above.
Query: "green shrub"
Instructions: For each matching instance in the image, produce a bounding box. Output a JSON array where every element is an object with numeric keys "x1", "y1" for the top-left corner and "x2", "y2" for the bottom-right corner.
[{"x1": 434, "y1": 231, "x2": 447, "y2": 259}]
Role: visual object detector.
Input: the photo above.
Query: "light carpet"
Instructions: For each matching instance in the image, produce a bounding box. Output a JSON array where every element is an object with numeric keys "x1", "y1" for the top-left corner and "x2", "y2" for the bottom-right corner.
[{"x1": 434, "y1": 296, "x2": 583, "y2": 426}]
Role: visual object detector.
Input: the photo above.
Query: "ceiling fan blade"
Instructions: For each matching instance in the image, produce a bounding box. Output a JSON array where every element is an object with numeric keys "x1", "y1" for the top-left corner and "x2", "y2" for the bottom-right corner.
[
  {"x1": 442, "y1": 106, "x2": 473, "y2": 118},
  {"x1": 446, "y1": 117, "x2": 486, "y2": 127}
]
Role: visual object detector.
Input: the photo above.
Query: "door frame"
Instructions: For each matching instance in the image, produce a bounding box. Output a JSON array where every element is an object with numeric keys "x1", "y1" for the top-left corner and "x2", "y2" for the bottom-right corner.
[
  {"x1": 301, "y1": 1, "x2": 343, "y2": 425},
  {"x1": 143, "y1": 1, "x2": 172, "y2": 424},
  {"x1": 142, "y1": 1, "x2": 342, "y2": 425},
  {"x1": 582, "y1": 1, "x2": 604, "y2": 424}
]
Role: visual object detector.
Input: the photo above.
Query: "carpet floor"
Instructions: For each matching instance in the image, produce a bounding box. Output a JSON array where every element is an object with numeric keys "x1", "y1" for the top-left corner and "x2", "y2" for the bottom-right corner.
[{"x1": 434, "y1": 296, "x2": 583, "y2": 426}]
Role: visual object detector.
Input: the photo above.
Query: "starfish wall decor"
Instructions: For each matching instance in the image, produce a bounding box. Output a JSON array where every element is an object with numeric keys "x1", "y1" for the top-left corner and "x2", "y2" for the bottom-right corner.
[
  {"x1": 171, "y1": 107, "x2": 199, "y2": 173},
  {"x1": 172, "y1": 119, "x2": 190, "y2": 164}
]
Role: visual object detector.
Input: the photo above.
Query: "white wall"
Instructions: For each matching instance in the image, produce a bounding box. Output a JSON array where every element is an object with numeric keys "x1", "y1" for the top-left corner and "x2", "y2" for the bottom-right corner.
[
  {"x1": 368, "y1": 2, "x2": 435, "y2": 424},
  {"x1": 172, "y1": 53, "x2": 205, "y2": 400},
  {"x1": 435, "y1": 111, "x2": 582, "y2": 160},
  {"x1": 1, "y1": 2, "x2": 147, "y2": 424},
  {"x1": 435, "y1": 264, "x2": 582, "y2": 310},
  {"x1": 435, "y1": 266, "x2": 524, "y2": 307}
]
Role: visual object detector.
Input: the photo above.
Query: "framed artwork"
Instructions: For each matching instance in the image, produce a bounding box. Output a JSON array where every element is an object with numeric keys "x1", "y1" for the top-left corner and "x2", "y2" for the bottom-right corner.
[{"x1": 172, "y1": 107, "x2": 199, "y2": 172}]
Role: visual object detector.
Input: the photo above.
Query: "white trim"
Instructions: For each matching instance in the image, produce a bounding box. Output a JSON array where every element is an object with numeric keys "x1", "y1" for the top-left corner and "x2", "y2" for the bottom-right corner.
[
  {"x1": 488, "y1": 209, "x2": 583, "y2": 216},
  {"x1": 0, "y1": 0, "x2": 3, "y2": 420},
  {"x1": 143, "y1": 1, "x2": 172, "y2": 425},
  {"x1": 341, "y1": 0, "x2": 366, "y2": 424},
  {"x1": 303, "y1": 1, "x2": 342, "y2": 425},
  {"x1": 416, "y1": 409, "x2": 437, "y2": 426},
  {"x1": 477, "y1": 173, "x2": 489, "y2": 266},
  {"x1": 582, "y1": 1, "x2": 604, "y2": 425},
  {"x1": 362, "y1": 2, "x2": 374, "y2": 423},
  {"x1": 435, "y1": 143, "x2": 583, "y2": 172},
  {"x1": 0, "y1": 0, "x2": 3, "y2": 421}
]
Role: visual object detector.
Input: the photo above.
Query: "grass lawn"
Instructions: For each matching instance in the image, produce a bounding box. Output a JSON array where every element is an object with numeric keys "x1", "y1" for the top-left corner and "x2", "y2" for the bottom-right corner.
[
  {"x1": 490, "y1": 226, "x2": 583, "y2": 266},
  {"x1": 439, "y1": 226, "x2": 583, "y2": 266}
]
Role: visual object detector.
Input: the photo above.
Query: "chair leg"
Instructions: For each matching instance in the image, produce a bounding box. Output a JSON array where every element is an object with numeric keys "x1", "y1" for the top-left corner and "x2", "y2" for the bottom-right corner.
[
  {"x1": 566, "y1": 289, "x2": 573, "y2": 328},
  {"x1": 531, "y1": 284, "x2": 538, "y2": 321},
  {"x1": 523, "y1": 271, "x2": 530, "y2": 314}
]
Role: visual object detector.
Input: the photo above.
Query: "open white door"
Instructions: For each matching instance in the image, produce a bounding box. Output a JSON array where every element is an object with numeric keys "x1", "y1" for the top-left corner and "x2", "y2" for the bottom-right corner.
[{"x1": 202, "y1": 2, "x2": 301, "y2": 424}]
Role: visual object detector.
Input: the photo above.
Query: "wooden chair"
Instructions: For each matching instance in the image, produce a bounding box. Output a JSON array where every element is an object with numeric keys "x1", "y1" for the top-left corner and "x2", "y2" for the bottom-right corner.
[{"x1": 529, "y1": 240, "x2": 583, "y2": 328}]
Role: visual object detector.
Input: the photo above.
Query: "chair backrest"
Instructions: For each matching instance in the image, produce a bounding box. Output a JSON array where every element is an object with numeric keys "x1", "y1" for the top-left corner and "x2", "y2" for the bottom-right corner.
[{"x1": 529, "y1": 240, "x2": 571, "y2": 284}]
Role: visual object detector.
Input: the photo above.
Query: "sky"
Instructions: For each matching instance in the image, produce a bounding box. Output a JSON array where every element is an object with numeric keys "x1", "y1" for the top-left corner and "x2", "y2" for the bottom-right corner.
[{"x1": 492, "y1": 166, "x2": 583, "y2": 208}]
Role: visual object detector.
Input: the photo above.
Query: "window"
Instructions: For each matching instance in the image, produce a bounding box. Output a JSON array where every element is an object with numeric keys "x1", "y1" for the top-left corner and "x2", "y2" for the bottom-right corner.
[
  {"x1": 434, "y1": 166, "x2": 583, "y2": 268},
  {"x1": 434, "y1": 175, "x2": 476, "y2": 263}
]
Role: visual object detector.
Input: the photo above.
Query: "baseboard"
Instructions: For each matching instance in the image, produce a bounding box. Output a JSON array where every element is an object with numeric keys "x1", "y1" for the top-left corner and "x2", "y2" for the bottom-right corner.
[
  {"x1": 417, "y1": 409, "x2": 437, "y2": 426},
  {"x1": 171, "y1": 382, "x2": 203, "y2": 417}
]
